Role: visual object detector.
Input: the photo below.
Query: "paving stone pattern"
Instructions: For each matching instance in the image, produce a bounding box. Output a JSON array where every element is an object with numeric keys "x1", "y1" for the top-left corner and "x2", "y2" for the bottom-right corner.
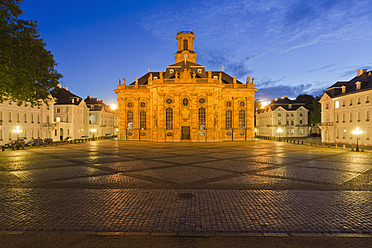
[{"x1": 0, "y1": 140, "x2": 371, "y2": 234}]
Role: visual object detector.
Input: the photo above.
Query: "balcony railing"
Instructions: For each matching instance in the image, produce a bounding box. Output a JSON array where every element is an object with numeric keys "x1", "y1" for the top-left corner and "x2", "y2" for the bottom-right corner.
[
  {"x1": 43, "y1": 123, "x2": 56, "y2": 127},
  {"x1": 319, "y1": 122, "x2": 333, "y2": 126}
]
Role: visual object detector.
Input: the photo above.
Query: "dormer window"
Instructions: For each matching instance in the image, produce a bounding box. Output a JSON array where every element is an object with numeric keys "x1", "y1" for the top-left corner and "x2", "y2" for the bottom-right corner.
[
  {"x1": 288, "y1": 104, "x2": 292, "y2": 109},
  {"x1": 213, "y1": 76, "x2": 218, "y2": 79},
  {"x1": 356, "y1": 81, "x2": 361, "y2": 90},
  {"x1": 153, "y1": 76, "x2": 158, "y2": 80}
]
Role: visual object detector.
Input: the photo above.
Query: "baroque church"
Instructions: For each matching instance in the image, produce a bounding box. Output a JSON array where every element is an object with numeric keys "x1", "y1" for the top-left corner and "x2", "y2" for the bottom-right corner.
[{"x1": 115, "y1": 30, "x2": 257, "y2": 142}]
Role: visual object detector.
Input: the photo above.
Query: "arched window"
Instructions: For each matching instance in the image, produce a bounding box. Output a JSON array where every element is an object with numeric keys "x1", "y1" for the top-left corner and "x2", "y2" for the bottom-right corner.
[
  {"x1": 127, "y1": 111, "x2": 133, "y2": 130},
  {"x1": 166, "y1": 108, "x2": 173, "y2": 130},
  {"x1": 183, "y1": 39, "x2": 188, "y2": 50},
  {"x1": 226, "y1": 110, "x2": 232, "y2": 130},
  {"x1": 198, "y1": 107, "x2": 206, "y2": 130},
  {"x1": 239, "y1": 110, "x2": 245, "y2": 129},
  {"x1": 140, "y1": 110, "x2": 146, "y2": 130}
]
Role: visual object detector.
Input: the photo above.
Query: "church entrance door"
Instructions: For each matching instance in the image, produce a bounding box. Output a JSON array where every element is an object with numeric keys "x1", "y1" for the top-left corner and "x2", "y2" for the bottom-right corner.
[{"x1": 181, "y1": 126, "x2": 190, "y2": 140}]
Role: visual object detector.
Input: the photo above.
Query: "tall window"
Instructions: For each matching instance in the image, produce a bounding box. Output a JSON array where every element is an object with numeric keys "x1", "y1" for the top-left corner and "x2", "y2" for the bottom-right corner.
[
  {"x1": 349, "y1": 112, "x2": 353, "y2": 122},
  {"x1": 239, "y1": 110, "x2": 245, "y2": 129},
  {"x1": 357, "y1": 111, "x2": 361, "y2": 122},
  {"x1": 166, "y1": 108, "x2": 173, "y2": 130},
  {"x1": 140, "y1": 110, "x2": 146, "y2": 130},
  {"x1": 183, "y1": 39, "x2": 188, "y2": 50},
  {"x1": 342, "y1": 113, "x2": 345, "y2": 123},
  {"x1": 24, "y1": 114, "x2": 27, "y2": 123},
  {"x1": 336, "y1": 114, "x2": 339, "y2": 123},
  {"x1": 198, "y1": 107, "x2": 206, "y2": 130},
  {"x1": 127, "y1": 111, "x2": 133, "y2": 130},
  {"x1": 367, "y1": 111, "x2": 370, "y2": 121},
  {"x1": 226, "y1": 110, "x2": 232, "y2": 130},
  {"x1": 17, "y1": 113, "x2": 20, "y2": 123}
]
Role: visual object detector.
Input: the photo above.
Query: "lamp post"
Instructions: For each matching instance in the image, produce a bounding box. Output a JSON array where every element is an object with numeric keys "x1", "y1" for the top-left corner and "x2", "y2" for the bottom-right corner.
[
  {"x1": 12, "y1": 126, "x2": 22, "y2": 140},
  {"x1": 277, "y1": 127, "x2": 283, "y2": 141},
  {"x1": 91, "y1": 128, "x2": 97, "y2": 140},
  {"x1": 352, "y1": 127, "x2": 363, "y2": 152}
]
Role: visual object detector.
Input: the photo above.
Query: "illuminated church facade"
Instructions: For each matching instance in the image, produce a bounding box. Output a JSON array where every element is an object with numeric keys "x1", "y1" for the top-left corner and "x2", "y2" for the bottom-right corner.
[{"x1": 114, "y1": 30, "x2": 257, "y2": 142}]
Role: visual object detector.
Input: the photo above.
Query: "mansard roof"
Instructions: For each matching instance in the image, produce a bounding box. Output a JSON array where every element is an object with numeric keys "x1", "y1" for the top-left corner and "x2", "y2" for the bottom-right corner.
[
  {"x1": 257, "y1": 97, "x2": 308, "y2": 114},
  {"x1": 325, "y1": 70, "x2": 372, "y2": 98},
  {"x1": 129, "y1": 60, "x2": 243, "y2": 85},
  {"x1": 51, "y1": 87, "x2": 84, "y2": 106}
]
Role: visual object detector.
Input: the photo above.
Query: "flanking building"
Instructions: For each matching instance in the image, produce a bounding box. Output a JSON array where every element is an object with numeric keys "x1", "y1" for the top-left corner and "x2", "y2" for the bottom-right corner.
[
  {"x1": 115, "y1": 30, "x2": 257, "y2": 142},
  {"x1": 51, "y1": 85, "x2": 90, "y2": 140},
  {"x1": 0, "y1": 84, "x2": 118, "y2": 145},
  {"x1": 85, "y1": 96, "x2": 118, "y2": 137},
  {"x1": 319, "y1": 69, "x2": 372, "y2": 146},
  {"x1": 256, "y1": 96, "x2": 309, "y2": 138},
  {"x1": 0, "y1": 99, "x2": 55, "y2": 146}
]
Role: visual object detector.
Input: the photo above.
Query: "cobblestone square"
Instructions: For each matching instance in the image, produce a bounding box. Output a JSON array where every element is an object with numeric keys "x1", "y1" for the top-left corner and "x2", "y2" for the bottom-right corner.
[{"x1": 0, "y1": 140, "x2": 371, "y2": 235}]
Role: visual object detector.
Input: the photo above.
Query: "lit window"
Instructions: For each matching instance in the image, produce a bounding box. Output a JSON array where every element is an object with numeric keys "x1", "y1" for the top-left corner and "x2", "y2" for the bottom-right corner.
[
  {"x1": 127, "y1": 111, "x2": 133, "y2": 130},
  {"x1": 239, "y1": 110, "x2": 245, "y2": 129},
  {"x1": 335, "y1": 101, "x2": 339, "y2": 108},
  {"x1": 140, "y1": 111, "x2": 146, "y2": 130},
  {"x1": 225, "y1": 110, "x2": 232, "y2": 130},
  {"x1": 198, "y1": 107, "x2": 206, "y2": 130},
  {"x1": 166, "y1": 108, "x2": 173, "y2": 130}
]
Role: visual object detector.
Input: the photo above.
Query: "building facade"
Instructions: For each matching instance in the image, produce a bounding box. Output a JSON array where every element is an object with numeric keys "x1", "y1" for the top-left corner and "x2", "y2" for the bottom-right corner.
[
  {"x1": 319, "y1": 69, "x2": 372, "y2": 146},
  {"x1": 256, "y1": 96, "x2": 309, "y2": 138},
  {"x1": 115, "y1": 30, "x2": 257, "y2": 142},
  {"x1": 0, "y1": 99, "x2": 55, "y2": 146},
  {"x1": 85, "y1": 96, "x2": 118, "y2": 137},
  {"x1": 0, "y1": 84, "x2": 118, "y2": 145}
]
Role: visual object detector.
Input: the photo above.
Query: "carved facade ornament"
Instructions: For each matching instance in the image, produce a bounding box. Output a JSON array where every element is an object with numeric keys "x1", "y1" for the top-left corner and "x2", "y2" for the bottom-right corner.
[
  {"x1": 208, "y1": 70, "x2": 212, "y2": 78},
  {"x1": 192, "y1": 71, "x2": 196, "y2": 78},
  {"x1": 135, "y1": 77, "x2": 138, "y2": 85},
  {"x1": 180, "y1": 68, "x2": 191, "y2": 81},
  {"x1": 247, "y1": 76, "x2": 250, "y2": 84},
  {"x1": 252, "y1": 78, "x2": 255, "y2": 84},
  {"x1": 233, "y1": 77, "x2": 237, "y2": 84},
  {"x1": 175, "y1": 72, "x2": 179, "y2": 78},
  {"x1": 159, "y1": 70, "x2": 163, "y2": 79},
  {"x1": 181, "y1": 108, "x2": 190, "y2": 119}
]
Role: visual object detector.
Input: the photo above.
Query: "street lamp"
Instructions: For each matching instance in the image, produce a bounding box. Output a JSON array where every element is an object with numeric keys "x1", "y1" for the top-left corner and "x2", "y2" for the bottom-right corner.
[
  {"x1": 12, "y1": 126, "x2": 22, "y2": 139},
  {"x1": 91, "y1": 128, "x2": 97, "y2": 140},
  {"x1": 277, "y1": 128, "x2": 283, "y2": 141},
  {"x1": 352, "y1": 127, "x2": 363, "y2": 152}
]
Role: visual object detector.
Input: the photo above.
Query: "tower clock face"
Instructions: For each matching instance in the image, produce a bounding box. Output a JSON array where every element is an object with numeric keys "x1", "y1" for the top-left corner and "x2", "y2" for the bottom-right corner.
[{"x1": 183, "y1": 53, "x2": 188, "y2": 58}]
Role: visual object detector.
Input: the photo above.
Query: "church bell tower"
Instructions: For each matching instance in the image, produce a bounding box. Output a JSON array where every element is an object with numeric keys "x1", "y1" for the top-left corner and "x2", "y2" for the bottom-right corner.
[{"x1": 175, "y1": 29, "x2": 197, "y2": 63}]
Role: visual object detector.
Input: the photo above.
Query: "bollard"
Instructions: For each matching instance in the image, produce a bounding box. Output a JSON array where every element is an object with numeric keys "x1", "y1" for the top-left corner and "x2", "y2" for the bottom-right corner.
[{"x1": 343, "y1": 144, "x2": 346, "y2": 149}]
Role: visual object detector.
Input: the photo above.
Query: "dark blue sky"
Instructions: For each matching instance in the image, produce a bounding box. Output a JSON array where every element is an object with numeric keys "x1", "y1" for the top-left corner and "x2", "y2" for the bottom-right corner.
[{"x1": 21, "y1": 0, "x2": 372, "y2": 105}]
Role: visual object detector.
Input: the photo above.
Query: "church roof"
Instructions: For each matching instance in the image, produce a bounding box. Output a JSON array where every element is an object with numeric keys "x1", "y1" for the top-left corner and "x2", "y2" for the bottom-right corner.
[
  {"x1": 129, "y1": 61, "x2": 243, "y2": 85},
  {"x1": 325, "y1": 70, "x2": 372, "y2": 98}
]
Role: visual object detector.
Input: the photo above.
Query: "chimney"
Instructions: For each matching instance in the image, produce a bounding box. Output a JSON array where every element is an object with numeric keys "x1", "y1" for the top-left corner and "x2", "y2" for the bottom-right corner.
[
  {"x1": 87, "y1": 95, "x2": 91, "y2": 99},
  {"x1": 282, "y1": 95, "x2": 288, "y2": 99},
  {"x1": 357, "y1": 69, "x2": 367, "y2": 76},
  {"x1": 64, "y1": 86, "x2": 68, "y2": 91},
  {"x1": 57, "y1": 84, "x2": 62, "y2": 88}
]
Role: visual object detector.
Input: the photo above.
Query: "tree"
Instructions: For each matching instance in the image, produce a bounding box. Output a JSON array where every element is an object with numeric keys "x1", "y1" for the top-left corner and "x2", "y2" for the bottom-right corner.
[
  {"x1": 310, "y1": 96, "x2": 321, "y2": 126},
  {"x1": 0, "y1": 0, "x2": 62, "y2": 106}
]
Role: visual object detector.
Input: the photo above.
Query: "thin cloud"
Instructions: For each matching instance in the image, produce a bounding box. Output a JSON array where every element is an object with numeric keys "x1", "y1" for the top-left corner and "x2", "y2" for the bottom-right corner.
[{"x1": 307, "y1": 64, "x2": 335, "y2": 73}]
